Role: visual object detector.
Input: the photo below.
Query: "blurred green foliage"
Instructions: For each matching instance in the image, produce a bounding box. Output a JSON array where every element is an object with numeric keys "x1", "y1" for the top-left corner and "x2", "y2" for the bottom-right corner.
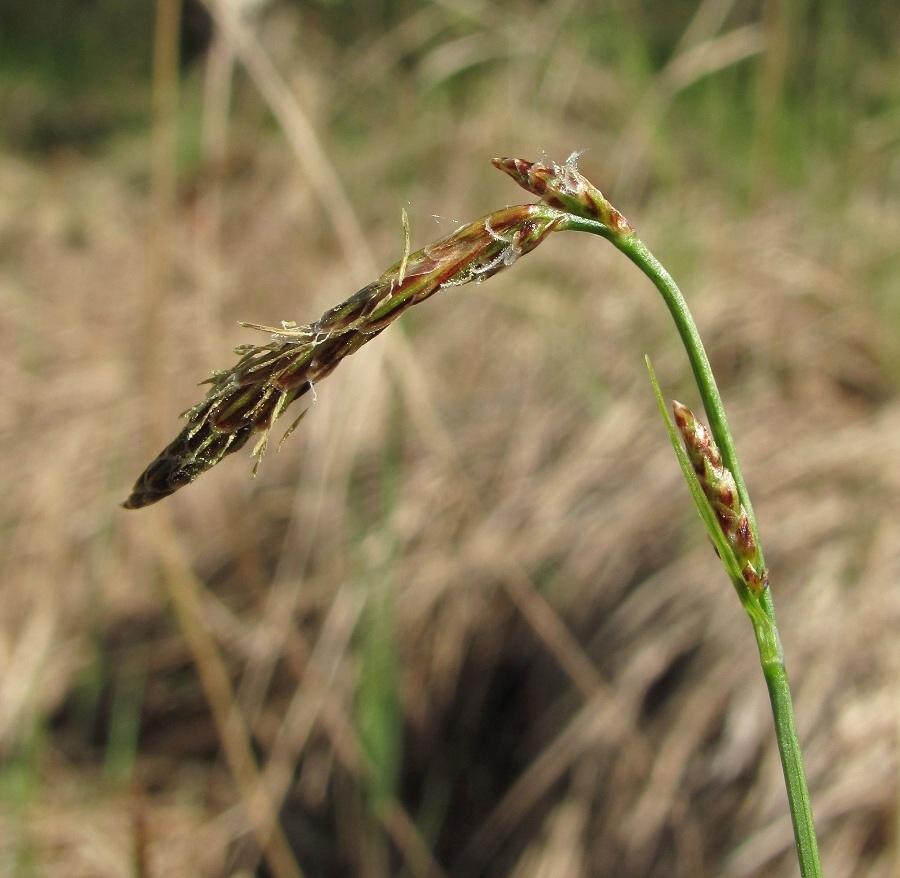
[
  {"x1": 1, "y1": 0, "x2": 898, "y2": 194},
  {"x1": 0, "y1": 0, "x2": 156, "y2": 88}
]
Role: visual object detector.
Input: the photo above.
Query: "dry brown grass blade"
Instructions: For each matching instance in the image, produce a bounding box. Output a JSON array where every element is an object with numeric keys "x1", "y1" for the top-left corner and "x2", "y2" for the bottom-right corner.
[
  {"x1": 289, "y1": 665, "x2": 449, "y2": 878},
  {"x1": 142, "y1": 0, "x2": 183, "y2": 453},
  {"x1": 236, "y1": 585, "x2": 363, "y2": 876},
  {"x1": 456, "y1": 690, "x2": 631, "y2": 874},
  {"x1": 198, "y1": 0, "x2": 373, "y2": 276},
  {"x1": 391, "y1": 337, "x2": 616, "y2": 702},
  {"x1": 148, "y1": 510, "x2": 305, "y2": 878},
  {"x1": 192, "y1": 17, "x2": 238, "y2": 365},
  {"x1": 232, "y1": 464, "x2": 333, "y2": 727},
  {"x1": 622, "y1": 661, "x2": 734, "y2": 873},
  {"x1": 508, "y1": 795, "x2": 592, "y2": 878}
]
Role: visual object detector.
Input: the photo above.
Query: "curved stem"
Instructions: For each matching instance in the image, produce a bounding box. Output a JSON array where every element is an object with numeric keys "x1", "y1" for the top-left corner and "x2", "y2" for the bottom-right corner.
[
  {"x1": 561, "y1": 214, "x2": 822, "y2": 877},
  {"x1": 562, "y1": 220, "x2": 758, "y2": 538}
]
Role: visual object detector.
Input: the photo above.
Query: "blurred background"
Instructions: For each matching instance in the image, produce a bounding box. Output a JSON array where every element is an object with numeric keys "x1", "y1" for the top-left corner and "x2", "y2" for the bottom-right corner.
[{"x1": 2, "y1": 0, "x2": 900, "y2": 875}]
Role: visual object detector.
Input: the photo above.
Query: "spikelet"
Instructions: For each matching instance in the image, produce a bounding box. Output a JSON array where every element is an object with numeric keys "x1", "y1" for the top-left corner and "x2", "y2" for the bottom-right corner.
[
  {"x1": 491, "y1": 152, "x2": 633, "y2": 235},
  {"x1": 123, "y1": 202, "x2": 566, "y2": 509},
  {"x1": 672, "y1": 401, "x2": 768, "y2": 595}
]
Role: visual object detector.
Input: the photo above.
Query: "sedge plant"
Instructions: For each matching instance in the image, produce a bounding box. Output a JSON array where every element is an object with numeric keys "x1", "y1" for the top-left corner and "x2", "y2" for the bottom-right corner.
[{"x1": 123, "y1": 154, "x2": 822, "y2": 876}]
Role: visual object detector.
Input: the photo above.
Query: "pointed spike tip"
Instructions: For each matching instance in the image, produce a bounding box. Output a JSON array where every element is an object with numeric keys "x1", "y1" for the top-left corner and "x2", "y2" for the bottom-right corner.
[{"x1": 672, "y1": 400, "x2": 691, "y2": 429}]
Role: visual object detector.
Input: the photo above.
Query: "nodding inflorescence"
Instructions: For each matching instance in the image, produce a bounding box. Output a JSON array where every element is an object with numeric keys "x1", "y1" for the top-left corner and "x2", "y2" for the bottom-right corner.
[
  {"x1": 123, "y1": 155, "x2": 646, "y2": 510},
  {"x1": 123, "y1": 189, "x2": 568, "y2": 509}
]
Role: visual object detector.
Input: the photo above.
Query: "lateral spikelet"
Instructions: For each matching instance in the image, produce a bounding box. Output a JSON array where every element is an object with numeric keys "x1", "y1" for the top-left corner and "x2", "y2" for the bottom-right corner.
[{"x1": 672, "y1": 401, "x2": 768, "y2": 595}]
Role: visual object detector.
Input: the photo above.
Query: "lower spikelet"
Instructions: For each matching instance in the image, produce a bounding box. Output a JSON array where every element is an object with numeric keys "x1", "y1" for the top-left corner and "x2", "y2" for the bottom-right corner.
[{"x1": 672, "y1": 401, "x2": 768, "y2": 594}]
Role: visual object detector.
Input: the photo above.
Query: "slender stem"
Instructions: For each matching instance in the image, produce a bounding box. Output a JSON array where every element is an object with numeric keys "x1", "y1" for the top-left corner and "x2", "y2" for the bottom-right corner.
[
  {"x1": 561, "y1": 214, "x2": 822, "y2": 877},
  {"x1": 562, "y1": 220, "x2": 758, "y2": 535},
  {"x1": 759, "y1": 636, "x2": 822, "y2": 878}
]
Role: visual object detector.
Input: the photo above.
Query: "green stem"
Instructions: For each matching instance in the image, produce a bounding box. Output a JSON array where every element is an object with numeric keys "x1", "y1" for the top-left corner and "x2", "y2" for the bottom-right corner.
[
  {"x1": 759, "y1": 635, "x2": 822, "y2": 878},
  {"x1": 563, "y1": 220, "x2": 756, "y2": 531},
  {"x1": 562, "y1": 214, "x2": 822, "y2": 877}
]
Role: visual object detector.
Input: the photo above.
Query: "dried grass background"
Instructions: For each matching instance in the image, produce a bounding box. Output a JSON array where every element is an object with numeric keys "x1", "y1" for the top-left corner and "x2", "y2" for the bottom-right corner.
[{"x1": 2, "y1": 1, "x2": 900, "y2": 876}]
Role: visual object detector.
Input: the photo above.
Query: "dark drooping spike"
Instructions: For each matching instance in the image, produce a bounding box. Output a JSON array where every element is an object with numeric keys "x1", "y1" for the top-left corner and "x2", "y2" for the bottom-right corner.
[{"x1": 122, "y1": 198, "x2": 568, "y2": 508}]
